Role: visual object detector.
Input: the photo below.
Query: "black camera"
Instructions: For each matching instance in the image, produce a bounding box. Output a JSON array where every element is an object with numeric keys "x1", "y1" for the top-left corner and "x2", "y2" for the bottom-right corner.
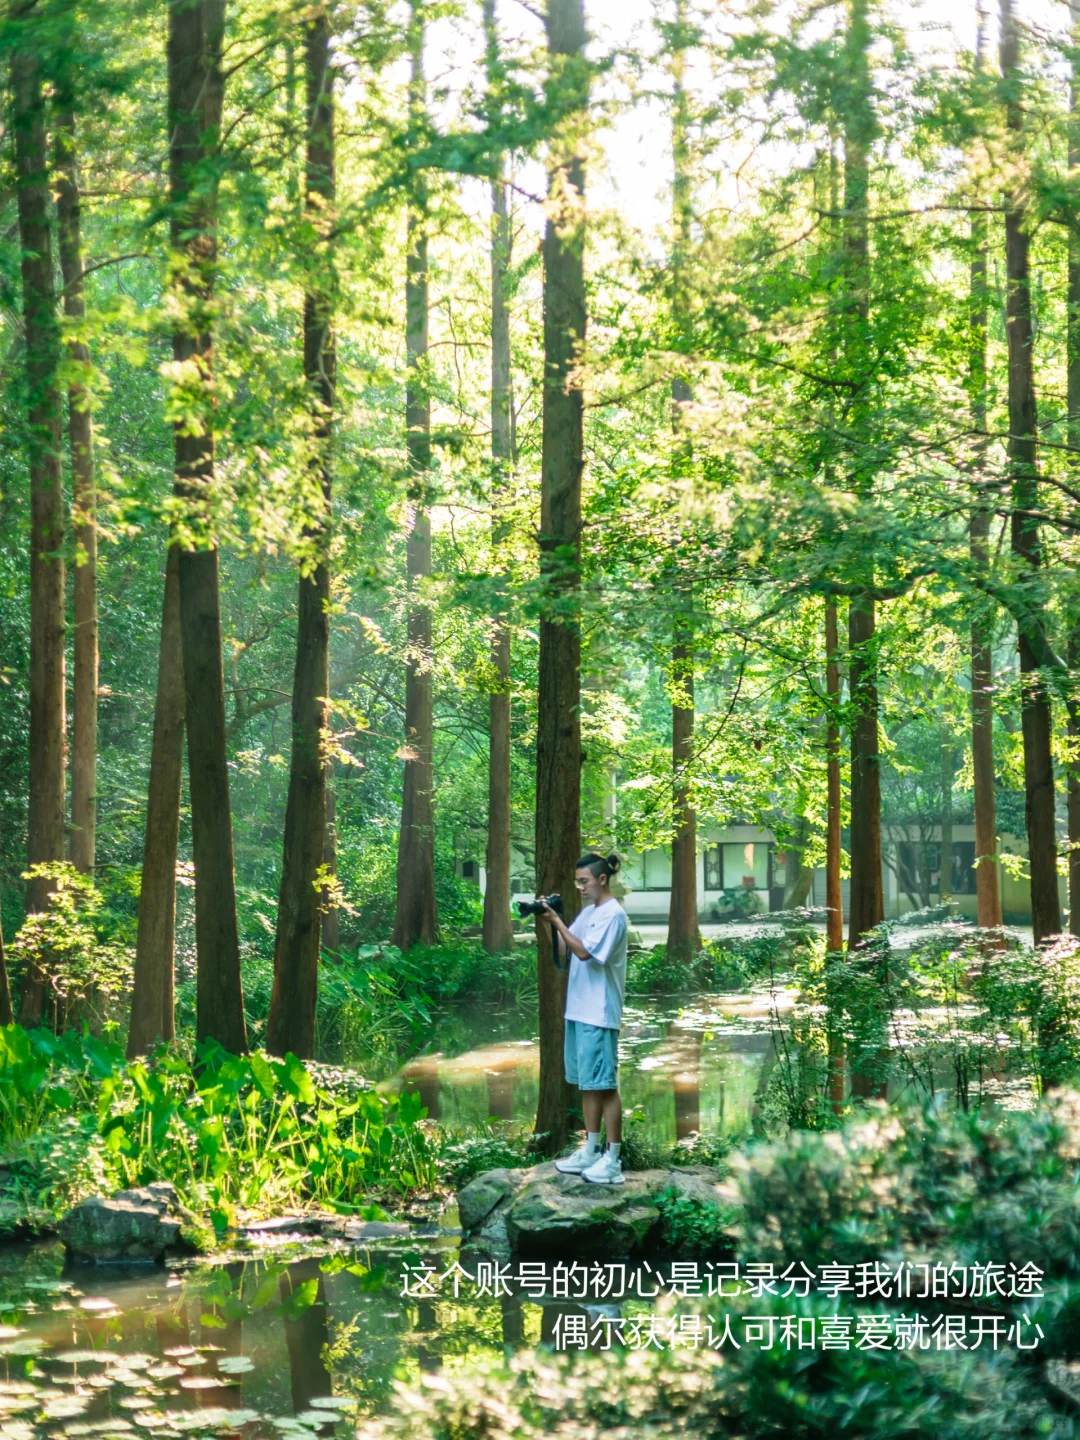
[{"x1": 518, "y1": 893, "x2": 562, "y2": 918}]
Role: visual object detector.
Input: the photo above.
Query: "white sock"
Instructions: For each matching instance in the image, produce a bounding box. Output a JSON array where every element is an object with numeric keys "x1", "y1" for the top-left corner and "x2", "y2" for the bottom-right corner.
[
  {"x1": 585, "y1": 1132, "x2": 601, "y2": 1155},
  {"x1": 608, "y1": 1142, "x2": 621, "y2": 1161}
]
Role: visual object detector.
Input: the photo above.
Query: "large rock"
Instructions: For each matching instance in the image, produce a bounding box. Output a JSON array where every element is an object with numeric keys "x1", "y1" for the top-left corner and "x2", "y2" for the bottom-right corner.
[
  {"x1": 59, "y1": 1183, "x2": 197, "y2": 1264},
  {"x1": 458, "y1": 1161, "x2": 737, "y2": 1260}
]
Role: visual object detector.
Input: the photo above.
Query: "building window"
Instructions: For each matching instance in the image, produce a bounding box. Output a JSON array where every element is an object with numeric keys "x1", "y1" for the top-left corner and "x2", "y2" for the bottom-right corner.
[
  {"x1": 461, "y1": 860, "x2": 479, "y2": 881},
  {"x1": 704, "y1": 846, "x2": 722, "y2": 891}
]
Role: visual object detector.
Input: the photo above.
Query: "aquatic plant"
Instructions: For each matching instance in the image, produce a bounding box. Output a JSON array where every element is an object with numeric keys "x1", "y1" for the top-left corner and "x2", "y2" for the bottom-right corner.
[{"x1": 0, "y1": 1024, "x2": 436, "y2": 1226}]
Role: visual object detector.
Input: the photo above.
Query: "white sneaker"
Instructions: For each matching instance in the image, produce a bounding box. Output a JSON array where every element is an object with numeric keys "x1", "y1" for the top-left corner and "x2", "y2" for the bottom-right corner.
[
  {"x1": 554, "y1": 1144, "x2": 599, "y2": 1175},
  {"x1": 582, "y1": 1150, "x2": 625, "y2": 1186}
]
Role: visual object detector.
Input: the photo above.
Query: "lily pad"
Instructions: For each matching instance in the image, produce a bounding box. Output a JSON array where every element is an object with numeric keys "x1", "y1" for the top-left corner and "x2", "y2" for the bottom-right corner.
[
  {"x1": 214, "y1": 1359, "x2": 254, "y2": 1376},
  {"x1": 146, "y1": 1367, "x2": 183, "y2": 1381}
]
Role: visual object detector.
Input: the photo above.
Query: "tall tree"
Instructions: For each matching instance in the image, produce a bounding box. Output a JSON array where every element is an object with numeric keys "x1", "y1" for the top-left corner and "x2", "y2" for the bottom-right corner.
[
  {"x1": 842, "y1": 0, "x2": 884, "y2": 948},
  {"x1": 392, "y1": 4, "x2": 439, "y2": 950},
  {"x1": 939, "y1": 732, "x2": 954, "y2": 903},
  {"x1": 533, "y1": 0, "x2": 588, "y2": 1154},
  {"x1": 968, "y1": 16, "x2": 1002, "y2": 929},
  {"x1": 666, "y1": 0, "x2": 700, "y2": 964},
  {"x1": 0, "y1": 918, "x2": 12, "y2": 1027},
  {"x1": 128, "y1": 546, "x2": 184, "y2": 1055},
  {"x1": 12, "y1": 2, "x2": 66, "y2": 1024},
  {"x1": 1000, "y1": 0, "x2": 1059, "y2": 942},
  {"x1": 55, "y1": 105, "x2": 98, "y2": 879},
  {"x1": 268, "y1": 7, "x2": 336, "y2": 1058},
  {"x1": 1067, "y1": 0, "x2": 1080, "y2": 936},
  {"x1": 481, "y1": 0, "x2": 515, "y2": 956},
  {"x1": 825, "y1": 600, "x2": 844, "y2": 1113},
  {"x1": 168, "y1": 0, "x2": 247, "y2": 1051}
]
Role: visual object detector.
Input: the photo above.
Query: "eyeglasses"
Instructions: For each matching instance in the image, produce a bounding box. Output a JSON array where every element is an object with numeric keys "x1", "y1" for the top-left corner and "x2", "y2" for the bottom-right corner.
[{"x1": 574, "y1": 878, "x2": 589, "y2": 889}]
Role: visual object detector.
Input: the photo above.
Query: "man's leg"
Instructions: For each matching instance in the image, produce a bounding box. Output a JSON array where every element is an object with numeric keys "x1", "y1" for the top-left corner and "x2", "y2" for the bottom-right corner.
[
  {"x1": 581, "y1": 1089, "x2": 603, "y2": 1136},
  {"x1": 601, "y1": 1087, "x2": 622, "y2": 1144}
]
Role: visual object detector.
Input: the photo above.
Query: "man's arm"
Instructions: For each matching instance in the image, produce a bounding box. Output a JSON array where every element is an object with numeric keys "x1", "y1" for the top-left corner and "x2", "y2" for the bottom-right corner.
[{"x1": 542, "y1": 905, "x2": 593, "y2": 961}]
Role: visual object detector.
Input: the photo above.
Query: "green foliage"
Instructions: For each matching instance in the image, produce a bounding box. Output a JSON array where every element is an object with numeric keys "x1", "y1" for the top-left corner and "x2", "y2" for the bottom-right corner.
[
  {"x1": 9, "y1": 865, "x2": 133, "y2": 1029},
  {"x1": 627, "y1": 932, "x2": 809, "y2": 996},
  {"x1": 436, "y1": 1121, "x2": 534, "y2": 1189},
  {"x1": 0, "y1": 1024, "x2": 435, "y2": 1224},
  {"x1": 735, "y1": 1087, "x2": 1080, "y2": 1320},
  {"x1": 354, "y1": 1319, "x2": 1075, "y2": 1440},
  {"x1": 655, "y1": 1185, "x2": 739, "y2": 1255}
]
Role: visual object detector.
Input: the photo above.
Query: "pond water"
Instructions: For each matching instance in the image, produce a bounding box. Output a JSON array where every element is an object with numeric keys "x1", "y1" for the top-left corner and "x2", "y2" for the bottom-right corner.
[
  {"x1": 0, "y1": 1234, "x2": 683, "y2": 1438},
  {"x1": 390, "y1": 986, "x2": 793, "y2": 1146}
]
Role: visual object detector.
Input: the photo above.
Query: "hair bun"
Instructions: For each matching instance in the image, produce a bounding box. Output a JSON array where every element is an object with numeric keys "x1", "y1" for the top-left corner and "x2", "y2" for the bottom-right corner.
[{"x1": 606, "y1": 852, "x2": 621, "y2": 875}]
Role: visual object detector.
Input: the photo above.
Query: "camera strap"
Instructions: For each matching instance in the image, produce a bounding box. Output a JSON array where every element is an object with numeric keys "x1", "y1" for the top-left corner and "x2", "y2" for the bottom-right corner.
[{"x1": 553, "y1": 933, "x2": 569, "y2": 972}]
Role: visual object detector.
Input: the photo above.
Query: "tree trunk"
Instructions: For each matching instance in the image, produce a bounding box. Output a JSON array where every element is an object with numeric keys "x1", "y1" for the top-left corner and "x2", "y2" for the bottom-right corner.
[
  {"x1": 321, "y1": 766, "x2": 340, "y2": 954},
  {"x1": 168, "y1": 0, "x2": 247, "y2": 1052},
  {"x1": 781, "y1": 814, "x2": 815, "y2": 909},
  {"x1": 940, "y1": 735, "x2": 954, "y2": 903},
  {"x1": 128, "y1": 545, "x2": 184, "y2": 1055},
  {"x1": 825, "y1": 601, "x2": 844, "y2": 952},
  {"x1": 482, "y1": 7, "x2": 514, "y2": 956},
  {"x1": 392, "y1": 12, "x2": 439, "y2": 951},
  {"x1": 825, "y1": 600, "x2": 845, "y2": 1113},
  {"x1": 533, "y1": 0, "x2": 588, "y2": 1156},
  {"x1": 668, "y1": 583, "x2": 699, "y2": 959},
  {"x1": 666, "y1": 8, "x2": 699, "y2": 963},
  {"x1": 1001, "y1": 0, "x2": 1059, "y2": 942},
  {"x1": 967, "y1": 0, "x2": 1003, "y2": 935},
  {"x1": 1068, "y1": 0, "x2": 1080, "y2": 936},
  {"x1": 848, "y1": 595, "x2": 883, "y2": 942},
  {"x1": 268, "y1": 10, "x2": 335, "y2": 1059},
  {"x1": 840, "y1": 0, "x2": 882, "y2": 950},
  {"x1": 13, "y1": 16, "x2": 66, "y2": 1024},
  {"x1": 0, "y1": 919, "x2": 12, "y2": 1028},
  {"x1": 55, "y1": 107, "x2": 97, "y2": 880}
]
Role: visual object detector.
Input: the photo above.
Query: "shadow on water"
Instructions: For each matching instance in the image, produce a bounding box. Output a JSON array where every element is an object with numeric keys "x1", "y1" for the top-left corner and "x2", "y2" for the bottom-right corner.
[{"x1": 392, "y1": 988, "x2": 790, "y2": 1146}]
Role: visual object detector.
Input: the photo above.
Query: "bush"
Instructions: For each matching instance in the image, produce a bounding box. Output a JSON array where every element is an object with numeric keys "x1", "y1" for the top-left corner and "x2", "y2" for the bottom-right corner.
[
  {"x1": 437, "y1": 1121, "x2": 535, "y2": 1188},
  {"x1": 655, "y1": 1185, "x2": 739, "y2": 1255},
  {"x1": 627, "y1": 931, "x2": 811, "y2": 996},
  {"x1": 735, "y1": 1090, "x2": 1080, "y2": 1296},
  {"x1": 354, "y1": 1312, "x2": 1076, "y2": 1440},
  {"x1": 0, "y1": 1025, "x2": 437, "y2": 1225}
]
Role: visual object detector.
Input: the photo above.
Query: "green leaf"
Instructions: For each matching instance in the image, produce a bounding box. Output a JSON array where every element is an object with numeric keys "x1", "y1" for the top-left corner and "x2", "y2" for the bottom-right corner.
[{"x1": 281, "y1": 1278, "x2": 319, "y2": 1320}]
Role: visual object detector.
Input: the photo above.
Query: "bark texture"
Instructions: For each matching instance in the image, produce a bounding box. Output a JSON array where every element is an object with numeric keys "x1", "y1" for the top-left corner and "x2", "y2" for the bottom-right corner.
[
  {"x1": 268, "y1": 10, "x2": 335, "y2": 1058},
  {"x1": 55, "y1": 107, "x2": 98, "y2": 880},
  {"x1": 482, "y1": 11, "x2": 514, "y2": 955},
  {"x1": 168, "y1": 0, "x2": 247, "y2": 1050},
  {"x1": 533, "y1": 0, "x2": 588, "y2": 1155},
  {"x1": 13, "y1": 15, "x2": 66, "y2": 1023},
  {"x1": 392, "y1": 15, "x2": 439, "y2": 950},
  {"x1": 128, "y1": 545, "x2": 184, "y2": 1055},
  {"x1": 825, "y1": 601, "x2": 845, "y2": 1113},
  {"x1": 1001, "y1": 0, "x2": 1059, "y2": 942}
]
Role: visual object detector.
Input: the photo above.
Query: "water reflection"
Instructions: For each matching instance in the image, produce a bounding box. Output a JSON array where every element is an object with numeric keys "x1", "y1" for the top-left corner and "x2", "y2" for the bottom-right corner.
[{"x1": 396, "y1": 993, "x2": 785, "y2": 1146}]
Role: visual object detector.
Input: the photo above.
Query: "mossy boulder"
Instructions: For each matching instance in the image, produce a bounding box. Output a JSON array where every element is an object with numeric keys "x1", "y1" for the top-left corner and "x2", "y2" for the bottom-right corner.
[
  {"x1": 59, "y1": 1183, "x2": 198, "y2": 1264},
  {"x1": 458, "y1": 1161, "x2": 737, "y2": 1260}
]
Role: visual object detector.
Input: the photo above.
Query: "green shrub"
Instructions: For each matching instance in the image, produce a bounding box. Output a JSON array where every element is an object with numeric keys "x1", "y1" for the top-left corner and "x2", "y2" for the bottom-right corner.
[
  {"x1": 735, "y1": 1089, "x2": 1080, "y2": 1314},
  {"x1": 0, "y1": 1025, "x2": 437, "y2": 1224},
  {"x1": 655, "y1": 1185, "x2": 739, "y2": 1255},
  {"x1": 353, "y1": 1306, "x2": 1076, "y2": 1440},
  {"x1": 437, "y1": 1121, "x2": 535, "y2": 1188},
  {"x1": 627, "y1": 931, "x2": 813, "y2": 997}
]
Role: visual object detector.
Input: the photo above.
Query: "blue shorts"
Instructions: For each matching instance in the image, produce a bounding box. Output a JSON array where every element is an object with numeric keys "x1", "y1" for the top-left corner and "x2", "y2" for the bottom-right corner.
[{"x1": 564, "y1": 1020, "x2": 619, "y2": 1091}]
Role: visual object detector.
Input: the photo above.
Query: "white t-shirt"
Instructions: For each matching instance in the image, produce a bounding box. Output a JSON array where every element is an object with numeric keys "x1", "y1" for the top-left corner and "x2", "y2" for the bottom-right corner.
[{"x1": 563, "y1": 898, "x2": 628, "y2": 1030}]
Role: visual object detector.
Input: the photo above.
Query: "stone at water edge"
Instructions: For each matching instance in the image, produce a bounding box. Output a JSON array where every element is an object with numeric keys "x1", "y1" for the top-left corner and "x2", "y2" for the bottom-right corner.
[
  {"x1": 457, "y1": 1161, "x2": 737, "y2": 1260},
  {"x1": 59, "y1": 1183, "x2": 199, "y2": 1264}
]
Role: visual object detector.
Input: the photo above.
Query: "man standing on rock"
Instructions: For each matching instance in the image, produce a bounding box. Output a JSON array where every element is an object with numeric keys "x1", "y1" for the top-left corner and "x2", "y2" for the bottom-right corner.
[{"x1": 540, "y1": 852, "x2": 628, "y2": 1186}]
